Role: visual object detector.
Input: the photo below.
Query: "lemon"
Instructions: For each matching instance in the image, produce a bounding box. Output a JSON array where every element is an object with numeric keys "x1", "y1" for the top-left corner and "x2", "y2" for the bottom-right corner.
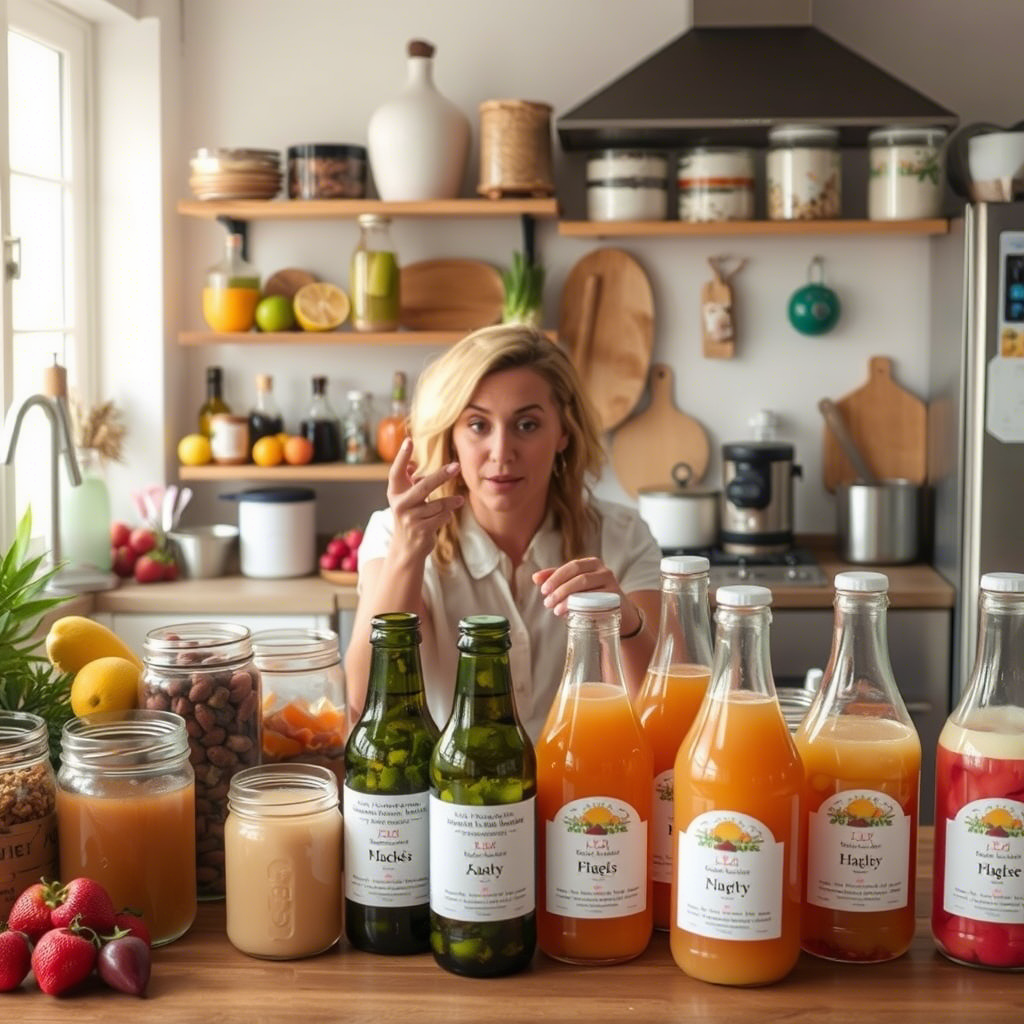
[
  {"x1": 254, "y1": 294, "x2": 296, "y2": 332},
  {"x1": 252, "y1": 435, "x2": 284, "y2": 467},
  {"x1": 293, "y1": 282, "x2": 350, "y2": 331},
  {"x1": 46, "y1": 615, "x2": 143, "y2": 674},
  {"x1": 178, "y1": 433, "x2": 212, "y2": 466},
  {"x1": 70, "y1": 656, "x2": 141, "y2": 717}
]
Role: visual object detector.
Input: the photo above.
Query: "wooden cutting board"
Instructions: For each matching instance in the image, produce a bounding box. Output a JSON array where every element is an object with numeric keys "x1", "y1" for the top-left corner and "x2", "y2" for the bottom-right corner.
[
  {"x1": 559, "y1": 248, "x2": 654, "y2": 432},
  {"x1": 822, "y1": 355, "x2": 927, "y2": 491},
  {"x1": 399, "y1": 259, "x2": 504, "y2": 331},
  {"x1": 610, "y1": 364, "x2": 710, "y2": 497}
]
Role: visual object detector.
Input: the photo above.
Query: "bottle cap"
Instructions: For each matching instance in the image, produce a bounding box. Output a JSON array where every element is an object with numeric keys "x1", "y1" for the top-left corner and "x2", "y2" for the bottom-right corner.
[
  {"x1": 207, "y1": 366, "x2": 222, "y2": 384},
  {"x1": 567, "y1": 592, "x2": 620, "y2": 612},
  {"x1": 660, "y1": 555, "x2": 710, "y2": 575},
  {"x1": 716, "y1": 584, "x2": 772, "y2": 607},
  {"x1": 980, "y1": 572, "x2": 1024, "y2": 593},
  {"x1": 256, "y1": 374, "x2": 272, "y2": 391},
  {"x1": 834, "y1": 571, "x2": 889, "y2": 593}
]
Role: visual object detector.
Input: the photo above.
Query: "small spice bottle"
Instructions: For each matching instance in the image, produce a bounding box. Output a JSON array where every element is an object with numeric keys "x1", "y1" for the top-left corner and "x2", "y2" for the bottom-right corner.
[
  {"x1": 225, "y1": 763, "x2": 342, "y2": 959},
  {"x1": 0, "y1": 711, "x2": 57, "y2": 922},
  {"x1": 342, "y1": 390, "x2": 374, "y2": 464}
]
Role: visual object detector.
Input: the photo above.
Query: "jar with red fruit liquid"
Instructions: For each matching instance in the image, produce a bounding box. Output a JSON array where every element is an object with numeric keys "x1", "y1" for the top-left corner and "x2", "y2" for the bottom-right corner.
[{"x1": 933, "y1": 572, "x2": 1024, "y2": 970}]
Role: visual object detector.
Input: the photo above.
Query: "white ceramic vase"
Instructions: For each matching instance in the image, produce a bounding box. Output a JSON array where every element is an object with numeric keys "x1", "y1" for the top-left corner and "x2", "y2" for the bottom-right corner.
[{"x1": 368, "y1": 39, "x2": 470, "y2": 201}]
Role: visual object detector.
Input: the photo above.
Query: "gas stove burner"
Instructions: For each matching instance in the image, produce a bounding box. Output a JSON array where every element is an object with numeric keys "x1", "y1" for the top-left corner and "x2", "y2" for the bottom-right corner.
[{"x1": 659, "y1": 546, "x2": 828, "y2": 587}]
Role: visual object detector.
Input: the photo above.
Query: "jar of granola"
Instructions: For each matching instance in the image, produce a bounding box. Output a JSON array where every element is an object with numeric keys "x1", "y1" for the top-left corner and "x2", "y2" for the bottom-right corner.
[
  {"x1": 767, "y1": 124, "x2": 841, "y2": 220},
  {"x1": 0, "y1": 711, "x2": 58, "y2": 920},
  {"x1": 140, "y1": 623, "x2": 261, "y2": 900}
]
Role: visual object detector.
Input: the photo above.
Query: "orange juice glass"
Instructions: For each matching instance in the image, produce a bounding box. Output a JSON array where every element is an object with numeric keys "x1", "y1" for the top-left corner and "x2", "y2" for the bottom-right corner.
[
  {"x1": 57, "y1": 710, "x2": 196, "y2": 946},
  {"x1": 671, "y1": 586, "x2": 804, "y2": 986},
  {"x1": 536, "y1": 593, "x2": 653, "y2": 964}
]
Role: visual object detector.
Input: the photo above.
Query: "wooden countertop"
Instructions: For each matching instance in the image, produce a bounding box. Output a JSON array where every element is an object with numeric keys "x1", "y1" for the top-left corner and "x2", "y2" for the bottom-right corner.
[{"x1": 9, "y1": 830, "x2": 1021, "y2": 1022}]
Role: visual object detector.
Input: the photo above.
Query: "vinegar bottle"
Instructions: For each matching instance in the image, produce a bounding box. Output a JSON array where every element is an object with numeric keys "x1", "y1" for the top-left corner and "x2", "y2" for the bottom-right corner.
[
  {"x1": 247, "y1": 374, "x2": 284, "y2": 447},
  {"x1": 671, "y1": 585, "x2": 804, "y2": 986},
  {"x1": 794, "y1": 571, "x2": 920, "y2": 962},
  {"x1": 198, "y1": 366, "x2": 230, "y2": 438},
  {"x1": 536, "y1": 592, "x2": 653, "y2": 964},
  {"x1": 343, "y1": 612, "x2": 439, "y2": 954},
  {"x1": 933, "y1": 572, "x2": 1024, "y2": 970},
  {"x1": 634, "y1": 555, "x2": 713, "y2": 930},
  {"x1": 299, "y1": 376, "x2": 342, "y2": 463},
  {"x1": 429, "y1": 615, "x2": 536, "y2": 977}
]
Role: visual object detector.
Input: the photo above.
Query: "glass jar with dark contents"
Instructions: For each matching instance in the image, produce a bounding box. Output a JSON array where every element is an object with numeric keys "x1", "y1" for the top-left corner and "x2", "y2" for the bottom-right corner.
[{"x1": 287, "y1": 144, "x2": 367, "y2": 199}]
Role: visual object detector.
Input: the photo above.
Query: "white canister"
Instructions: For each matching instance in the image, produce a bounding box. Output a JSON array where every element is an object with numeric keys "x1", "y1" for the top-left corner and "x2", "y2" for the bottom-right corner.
[
  {"x1": 586, "y1": 150, "x2": 668, "y2": 221},
  {"x1": 677, "y1": 147, "x2": 755, "y2": 222},
  {"x1": 226, "y1": 487, "x2": 316, "y2": 579},
  {"x1": 868, "y1": 126, "x2": 947, "y2": 220},
  {"x1": 767, "y1": 125, "x2": 841, "y2": 220}
]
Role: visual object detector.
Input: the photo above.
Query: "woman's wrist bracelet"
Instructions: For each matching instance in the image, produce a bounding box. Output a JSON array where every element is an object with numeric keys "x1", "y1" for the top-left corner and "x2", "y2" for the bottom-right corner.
[{"x1": 620, "y1": 605, "x2": 645, "y2": 640}]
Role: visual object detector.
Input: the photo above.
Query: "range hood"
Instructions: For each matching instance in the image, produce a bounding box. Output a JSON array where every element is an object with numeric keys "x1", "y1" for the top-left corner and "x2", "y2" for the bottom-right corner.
[{"x1": 557, "y1": 26, "x2": 957, "y2": 150}]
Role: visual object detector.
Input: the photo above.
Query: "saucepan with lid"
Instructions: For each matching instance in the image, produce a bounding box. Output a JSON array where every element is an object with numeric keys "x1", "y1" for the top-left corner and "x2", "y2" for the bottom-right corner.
[{"x1": 637, "y1": 462, "x2": 719, "y2": 550}]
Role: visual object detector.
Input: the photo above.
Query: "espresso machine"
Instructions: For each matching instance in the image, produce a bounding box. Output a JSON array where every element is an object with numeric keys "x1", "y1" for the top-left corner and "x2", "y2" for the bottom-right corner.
[{"x1": 720, "y1": 441, "x2": 802, "y2": 555}]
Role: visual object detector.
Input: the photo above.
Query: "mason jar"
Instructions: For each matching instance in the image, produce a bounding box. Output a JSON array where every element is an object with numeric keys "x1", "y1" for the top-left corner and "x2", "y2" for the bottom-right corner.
[
  {"x1": 767, "y1": 125, "x2": 841, "y2": 220},
  {"x1": 587, "y1": 150, "x2": 668, "y2": 221},
  {"x1": 225, "y1": 763, "x2": 342, "y2": 959},
  {"x1": 0, "y1": 711, "x2": 57, "y2": 922},
  {"x1": 677, "y1": 146, "x2": 755, "y2": 222},
  {"x1": 140, "y1": 622, "x2": 261, "y2": 900},
  {"x1": 868, "y1": 126, "x2": 947, "y2": 220},
  {"x1": 57, "y1": 710, "x2": 196, "y2": 945}
]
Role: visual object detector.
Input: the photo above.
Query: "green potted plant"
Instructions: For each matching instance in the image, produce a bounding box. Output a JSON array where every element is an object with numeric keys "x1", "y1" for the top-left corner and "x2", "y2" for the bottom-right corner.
[{"x1": 500, "y1": 251, "x2": 545, "y2": 327}]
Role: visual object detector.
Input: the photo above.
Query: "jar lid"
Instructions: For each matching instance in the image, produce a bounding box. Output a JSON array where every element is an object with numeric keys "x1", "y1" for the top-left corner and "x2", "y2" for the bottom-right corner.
[
  {"x1": 660, "y1": 555, "x2": 710, "y2": 575},
  {"x1": 716, "y1": 584, "x2": 773, "y2": 607},
  {"x1": 286, "y1": 143, "x2": 367, "y2": 160},
  {"x1": 769, "y1": 124, "x2": 839, "y2": 147},
  {"x1": 981, "y1": 572, "x2": 1024, "y2": 593},
  {"x1": 346, "y1": 389, "x2": 369, "y2": 401},
  {"x1": 222, "y1": 487, "x2": 316, "y2": 503},
  {"x1": 680, "y1": 145, "x2": 754, "y2": 156},
  {"x1": 867, "y1": 125, "x2": 948, "y2": 147},
  {"x1": 567, "y1": 592, "x2": 620, "y2": 611},
  {"x1": 357, "y1": 213, "x2": 391, "y2": 227},
  {"x1": 834, "y1": 570, "x2": 889, "y2": 593}
]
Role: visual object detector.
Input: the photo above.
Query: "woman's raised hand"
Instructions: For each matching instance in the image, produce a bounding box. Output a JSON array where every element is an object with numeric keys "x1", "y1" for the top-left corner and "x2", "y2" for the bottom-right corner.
[
  {"x1": 387, "y1": 438, "x2": 464, "y2": 560},
  {"x1": 532, "y1": 557, "x2": 640, "y2": 632}
]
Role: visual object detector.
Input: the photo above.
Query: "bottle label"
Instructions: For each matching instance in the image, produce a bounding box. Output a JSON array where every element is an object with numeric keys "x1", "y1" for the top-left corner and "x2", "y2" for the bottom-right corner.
[
  {"x1": 943, "y1": 797, "x2": 1024, "y2": 924},
  {"x1": 651, "y1": 769, "x2": 675, "y2": 884},
  {"x1": 806, "y1": 789, "x2": 911, "y2": 911},
  {"x1": 0, "y1": 813, "x2": 57, "y2": 914},
  {"x1": 343, "y1": 787, "x2": 429, "y2": 907},
  {"x1": 428, "y1": 795, "x2": 535, "y2": 922},
  {"x1": 544, "y1": 796, "x2": 647, "y2": 919},
  {"x1": 677, "y1": 810, "x2": 783, "y2": 940}
]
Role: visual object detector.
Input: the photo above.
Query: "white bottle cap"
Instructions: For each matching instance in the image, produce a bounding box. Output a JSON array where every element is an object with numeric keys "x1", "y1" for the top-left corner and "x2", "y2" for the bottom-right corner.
[
  {"x1": 716, "y1": 584, "x2": 773, "y2": 607},
  {"x1": 661, "y1": 555, "x2": 710, "y2": 575},
  {"x1": 567, "y1": 592, "x2": 621, "y2": 612},
  {"x1": 834, "y1": 571, "x2": 889, "y2": 593},
  {"x1": 980, "y1": 572, "x2": 1024, "y2": 593}
]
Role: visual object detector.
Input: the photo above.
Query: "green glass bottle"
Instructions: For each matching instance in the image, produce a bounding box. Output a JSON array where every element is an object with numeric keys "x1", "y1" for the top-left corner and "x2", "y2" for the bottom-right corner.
[
  {"x1": 343, "y1": 612, "x2": 438, "y2": 953},
  {"x1": 429, "y1": 615, "x2": 537, "y2": 976}
]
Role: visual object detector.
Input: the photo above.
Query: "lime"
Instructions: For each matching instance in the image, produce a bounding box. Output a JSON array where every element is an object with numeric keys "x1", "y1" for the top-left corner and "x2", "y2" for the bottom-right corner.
[
  {"x1": 254, "y1": 294, "x2": 296, "y2": 332},
  {"x1": 293, "y1": 282, "x2": 350, "y2": 331}
]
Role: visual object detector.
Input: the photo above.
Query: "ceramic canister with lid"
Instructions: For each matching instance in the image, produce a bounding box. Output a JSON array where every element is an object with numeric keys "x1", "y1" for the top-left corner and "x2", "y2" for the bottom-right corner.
[
  {"x1": 587, "y1": 150, "x2": 668, "y2": 221},
  {"x1": 223, "y1": 487, "x2": 317, "y2": 578},
  {"x1": 867, "y1": 126, "x2": 947, "y2": 220},
  {"x1": 767, "y1": 125, "x2": 841, "y2": 220},
  {"x1": 677, "y1": 147, "x2": 755, "y2": 222}
]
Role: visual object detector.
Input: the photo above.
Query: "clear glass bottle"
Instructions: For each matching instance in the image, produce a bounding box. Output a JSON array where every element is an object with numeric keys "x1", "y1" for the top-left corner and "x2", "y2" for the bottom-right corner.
[
  {"x1": 299, "y1": 375, "x2": 342, "y2": 463},
  {"x1": 350, "y1": 213, "x2": 399, "y2": 331},
  {"x1": 933, "y1": 572, "x2": 1024, "y2": 970},
  {"x1": 535, "y1": 592, "x2": 653, "y2": 964},
  {"x1": 248, "y1": 374, "x2": 284, "y2": 447},
  {"x1": 671, "y1": 585, "x2": 804, "y2": 986},
  {"x1": 253, "y1": 628, "x2": 346, "y2": 792},
  {"x1": 429, "y1": 615, "x2": 537, "y2": 977},
  {"x1": 198, "y1": 365, "x2": 231, "y2": 438},
  {"x1": 201, "y1": 233, "x2": 261, "y2": 332},
  {"x1": 225, "y1": 763, "x2": 342, "y2": 959},
  {"x1": 634, "y1": 555, "x2": 713, "y2": 930},
  {"x1": 376, "y1": 370, "x2": 409, "y2": 462},
  {"x1": 794, "y1": 571, "x2": 920, "y2": 963},
  {"x1": 0, "y1": 711, "x2": 57, "y2": 922},
  {"x1": 342, "y1": 389, "x2": 374, "y2": 464},
  {"x1": 343, "y1": 612, "x2": 439, "y2": 954},
  {"x1": 57, "y1": 710, "x2": 196, "y2": 945}
]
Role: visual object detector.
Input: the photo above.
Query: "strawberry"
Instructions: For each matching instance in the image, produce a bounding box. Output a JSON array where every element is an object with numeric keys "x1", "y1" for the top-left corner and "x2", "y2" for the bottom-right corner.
[
  {"x1": 31, "y1": 927, "x2": 97, "y2": 996},
  {"x1": 0, "y1": 929, "x2": 32, "y2": 991},
  {"x1": 6, "y1": 881, "x2": 55, "y2": 942},
  {"x1": 49, "y1": 877, "x2": 117, "y2": 934},
  {"x1": 112, "y1": 910, "x2": 151, "y2": 948}
]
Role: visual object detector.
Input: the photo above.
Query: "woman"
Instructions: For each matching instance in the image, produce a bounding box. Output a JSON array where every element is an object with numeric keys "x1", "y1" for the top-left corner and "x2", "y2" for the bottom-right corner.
[{"x1": 343, "y1": 325, "x2": 662, "y2": 738}]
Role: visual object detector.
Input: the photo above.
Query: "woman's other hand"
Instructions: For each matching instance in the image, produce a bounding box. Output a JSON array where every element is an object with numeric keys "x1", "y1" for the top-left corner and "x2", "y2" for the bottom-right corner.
[
  {"x1": 532, "y1": 557, "x2": 643, "y2": 636},
  {"x1": 388, "y1": 438, "x2": 464, "y2": 560}
]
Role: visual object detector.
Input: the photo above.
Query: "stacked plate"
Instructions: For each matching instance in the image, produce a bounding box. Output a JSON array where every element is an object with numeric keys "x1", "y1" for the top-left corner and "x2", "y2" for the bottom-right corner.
[{"x1": 189, "y1": 148, "x2": 282, "y2": 201}]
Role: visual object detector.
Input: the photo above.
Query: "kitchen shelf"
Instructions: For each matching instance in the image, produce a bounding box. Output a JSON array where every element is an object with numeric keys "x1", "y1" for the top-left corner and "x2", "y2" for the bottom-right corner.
[
  {"x1": 177, "y1": 197, "x2": 559, "y2": 220},
  {"x1": 557, "y1": 218, "x2": 950, "y2": 238},
  {"x1": 179, "y1": 329, "x2": 470, "y2": 347},
  {"x1": 178, "y1": 463, "x2": 389, "y2": 482}
]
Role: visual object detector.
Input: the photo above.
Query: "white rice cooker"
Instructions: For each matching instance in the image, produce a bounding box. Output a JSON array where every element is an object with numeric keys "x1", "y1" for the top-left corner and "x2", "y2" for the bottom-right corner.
[{"x1": 222, "y1": 487, "x2": 317, "y2": 578}]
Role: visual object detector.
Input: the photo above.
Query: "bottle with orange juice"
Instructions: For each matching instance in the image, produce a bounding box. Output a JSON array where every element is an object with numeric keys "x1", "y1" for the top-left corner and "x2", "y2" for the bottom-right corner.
[
  {"x1": 202, "y1": 232, "x2": 260, "y2": 332},
  {"x1": 634, "y1": 555, "x2": 713, "y2": 931},
  {"x1": 536, "y1": 592, "x2": 653, "y2": 964},
  {"x1": 794, "y1": 571, "x2": 920, "y2": 963},
  {"x1": 671, "y1": 584, "x2": 804, "y2": 986}
]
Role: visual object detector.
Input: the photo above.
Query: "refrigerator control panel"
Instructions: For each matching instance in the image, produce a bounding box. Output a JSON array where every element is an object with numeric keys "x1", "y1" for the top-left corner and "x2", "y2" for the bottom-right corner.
[{"x1": 987, "y1": 232, "x2": 1024, "y2": 441}]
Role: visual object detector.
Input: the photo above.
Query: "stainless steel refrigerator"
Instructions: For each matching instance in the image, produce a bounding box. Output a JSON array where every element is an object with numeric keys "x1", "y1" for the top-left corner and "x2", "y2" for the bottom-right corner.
[{"x1": 930, "y1": 202, "x2": 1024, "y2": 700}]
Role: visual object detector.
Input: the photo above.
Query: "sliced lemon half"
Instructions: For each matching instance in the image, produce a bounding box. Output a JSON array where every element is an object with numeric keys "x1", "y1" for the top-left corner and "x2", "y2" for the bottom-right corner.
[{"x1": 293, "y1": 282, "x2": 350, "y2": 332}]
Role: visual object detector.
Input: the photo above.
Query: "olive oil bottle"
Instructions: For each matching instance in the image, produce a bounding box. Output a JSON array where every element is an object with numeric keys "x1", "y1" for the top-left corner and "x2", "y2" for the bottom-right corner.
[
  {"x1": 429, "y1": 616, "x2": 536, "y2": 976},
  {"x1": 344, "y1": 613, "x2": 438, "y2": 953}
]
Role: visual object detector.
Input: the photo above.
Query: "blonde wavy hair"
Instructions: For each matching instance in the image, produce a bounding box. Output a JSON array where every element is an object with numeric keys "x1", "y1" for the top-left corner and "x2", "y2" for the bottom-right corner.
[{"x1": 409, "y1": 324, "x2": 605, "y2": 567}]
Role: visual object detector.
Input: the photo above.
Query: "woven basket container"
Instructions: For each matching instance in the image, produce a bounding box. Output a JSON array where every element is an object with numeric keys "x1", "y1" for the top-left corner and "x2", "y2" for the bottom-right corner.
[{"x1": 477, "y1": 99, "x2": 555, "y2": 198}]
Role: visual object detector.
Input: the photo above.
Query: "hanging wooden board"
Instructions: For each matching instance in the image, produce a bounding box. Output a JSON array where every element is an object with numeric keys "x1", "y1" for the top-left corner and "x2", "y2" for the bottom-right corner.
[
  {"x1": 610, "y1": 363, "x2": 710, "y2": 498},
  {"x1": 822, "y1": 355, "x2": 927, "y2": 492},
  {"x1": 558, "y1": 248, "x2": 654, "y2": 432},
  {"x1": 399, "y1": 259, "x2": 504, "y2": 331}
]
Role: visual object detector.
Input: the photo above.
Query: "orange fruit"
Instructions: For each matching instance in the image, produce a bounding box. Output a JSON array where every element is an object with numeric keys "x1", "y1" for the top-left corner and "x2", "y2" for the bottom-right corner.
[
  {"x1": 252, "y1": 435, "x2": 284, "y2": 467},
  {"x1": 283, "y1": 435, "x2": 314, "y2": 465}
]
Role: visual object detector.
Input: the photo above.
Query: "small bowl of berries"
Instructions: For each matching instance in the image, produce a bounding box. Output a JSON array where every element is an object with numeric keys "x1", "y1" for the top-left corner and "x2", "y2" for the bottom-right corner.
[{"x1": 318, "y1": 526, "x2": 364, "y2": 584}]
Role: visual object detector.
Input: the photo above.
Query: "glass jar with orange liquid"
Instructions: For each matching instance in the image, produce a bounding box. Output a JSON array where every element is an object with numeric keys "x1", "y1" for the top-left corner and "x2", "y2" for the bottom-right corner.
[
  {"x1": 201, "y1": 232, "x2": 261, "y2": 332},
  {"x1": 793, "y1": 571, "x2": 920, "y2": 963},
  {"x1": 634, "y1": 555, "x2": 713, "y2": 930},
  {"x1": 536, "y1": 591, "x2": 653, "y2": 965},
  {"x1": 57, "y1": 710, "x2": 196, "y2": 946},
  {"x1": 933, "y1": 572, "x2": 1024, "y2": 970},
  {"x1": 671, "y1": 584, "x2": 804, "y2": 986}
]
